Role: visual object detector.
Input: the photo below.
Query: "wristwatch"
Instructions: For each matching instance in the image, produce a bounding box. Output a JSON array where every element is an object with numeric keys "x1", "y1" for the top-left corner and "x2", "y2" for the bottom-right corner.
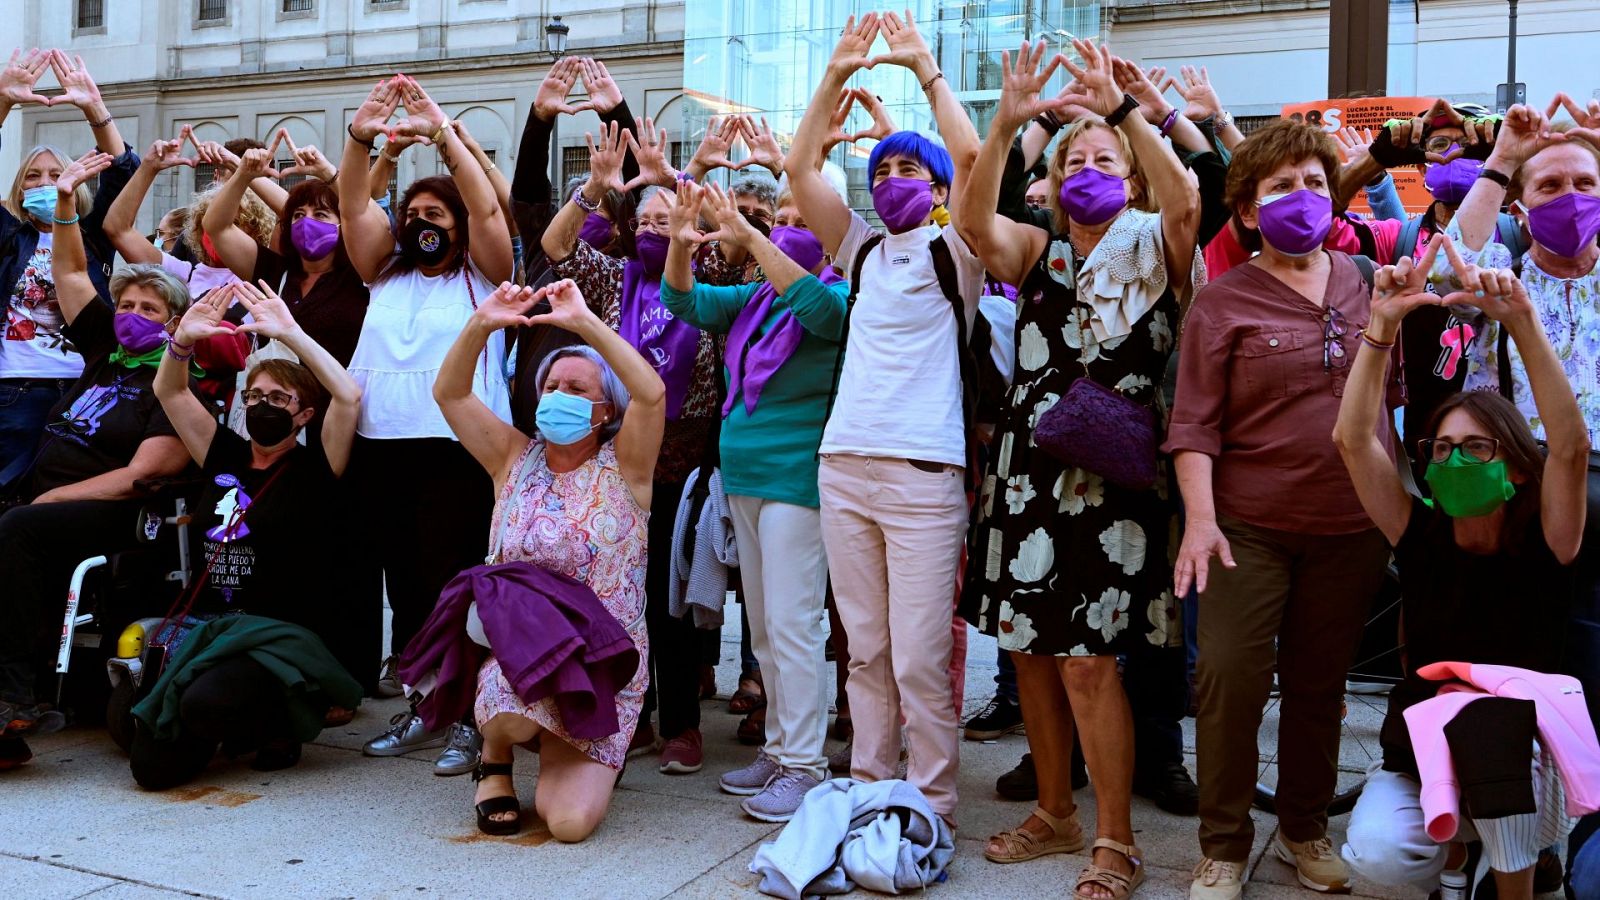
[{"x1": 1218, "y1": 110, "x2": 1235, "y2": 129}]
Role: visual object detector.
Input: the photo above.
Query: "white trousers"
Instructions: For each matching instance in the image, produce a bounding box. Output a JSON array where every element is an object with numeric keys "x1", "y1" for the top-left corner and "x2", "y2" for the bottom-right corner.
[
  {"x1": 727, "y1": 495, "x2": 830, "y2": 781},
  {"x1": 1341, "y1": 755, "x2": 1575, "y2": 892}
]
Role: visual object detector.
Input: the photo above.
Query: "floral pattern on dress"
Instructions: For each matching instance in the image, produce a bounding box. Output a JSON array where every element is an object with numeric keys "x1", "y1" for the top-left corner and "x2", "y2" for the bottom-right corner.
[
  {"x1": 473, "y1": 440, "x2": 650, "y2": 770},
  {"x1": 963, "y1": 232, "x2": 1183, "y2": 657}
]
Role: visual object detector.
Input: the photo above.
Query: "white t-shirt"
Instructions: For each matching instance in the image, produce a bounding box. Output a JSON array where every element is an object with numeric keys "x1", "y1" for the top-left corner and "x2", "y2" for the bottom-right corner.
[
  {"x1": 1, "y1": 232, "x2": 86, "y2": 379},
  {"x1": 819, "y1": 215, "x2": 985, "y2": 466},
  {"x1": 160, "y1": 251, "x2": 242, "y2": 299},
  {"x1": 348, "y1": 262, "x2": 512, "y2": 439}
]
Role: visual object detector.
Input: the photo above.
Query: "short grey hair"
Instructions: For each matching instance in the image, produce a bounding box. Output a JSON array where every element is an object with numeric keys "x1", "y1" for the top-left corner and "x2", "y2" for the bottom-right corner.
[
  {"x1": 636, "y1": 184, "x2": 675, "y2": 213},
  {"x1": 730, "y1": 174, "x2": 778, "y2": 210},
  {"x1": 532, "y1": 345, "x2": 631, "y2": 444},
  {"x1": 109, "y1": 264, "x2": 191, "y2": 318}
]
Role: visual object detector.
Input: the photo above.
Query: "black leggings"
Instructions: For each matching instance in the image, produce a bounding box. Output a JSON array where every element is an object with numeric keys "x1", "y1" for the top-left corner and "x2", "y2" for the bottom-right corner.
[
  {"x1": 129, "y1": 656, "x2": 292, "y2": 790},
  {"x1": 639, "y1": 478, "x2": 703, "y2": 739}
]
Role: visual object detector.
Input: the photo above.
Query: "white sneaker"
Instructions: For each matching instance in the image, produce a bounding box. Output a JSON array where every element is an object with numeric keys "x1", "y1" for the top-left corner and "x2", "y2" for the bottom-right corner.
[{"x1": 1190, "y1": 857, "x2": 1245, "y2": 900}]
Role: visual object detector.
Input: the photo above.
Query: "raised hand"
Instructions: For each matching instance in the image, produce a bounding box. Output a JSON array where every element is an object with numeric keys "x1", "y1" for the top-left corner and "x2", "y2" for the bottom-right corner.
[
  {"x1": 1331, "y1": 125, "x2": 1375, "y2": 167},
  {"x1": 524, "y1": 279, "x2": 599, "y2": 333},
  {"x1": 668, "y1": 180, "x2": 710, "y2": 245},
  {"x1": 0, "y1": 48, "x2": 53, "y2": 107},
  {"x1": 535, "y1": 57, "x2": 592, "y2": 120},
  {"x1": 1490, "y1": 102, "x2": 1561, "y2": 170},
  {"x1": 578, "y1": 58, "x2": 622, "y2": 115},
  {"x1": 822, "y1": 89, "x2": 860, "y2": 154},
  {"x1": 1369, "y1": 232, "x2": 1448, "y2": 337},
  {"x1": 1166, "y1": 65, "x2": 1224, "y2": 123},
  {"x1": 872, "y1": 10, "x2": 936, "y2": 76},
  {"x1": 174, "y1": 285, "x2": 237, "y2": 345},
  {"x1": 850, "y1": 88, "x2": 899, "y2": 141},
  {"x1": 1555, "y1": 92, "x2": 1600, "y2": 149},
  {"x1": 691, "y1": 115, "x2": 747, "y2": 174},
  {"x1": 56, "y1": 150, "x2": 114, "y2": 195},
  {"x1": 143, "y1": 136, "x2": 196, "y2": 172},
  {"x1": 234, "y1": 280, "x2": 302, "y2": 340},
  {"x1": 1110, "y1": 56, "x2": 1170, "y2": 126},
  {"x1": 827, "y1": 13, "x2": 880, "y2": 78},
  {"x1": 275, "y1": 130, "x2": 337, "y2": 181},
  {"x1": 994, "y1": 41, "x2": 1069, "y2": 132},
  {"x1": 1060, "y1": 39, "x2": 1125, "y2": 119},
  {"x1": 351, "y1": 78, "x2": 401, "y2": 142},
  {"x1": 625, "y1": 117, "x2": 679, "y2": 190},
  {"x1": 740, "y1": 115, "x2": 786, "y2": 175},
  {"x1": 698, "y1": 181, "x2": 758, "y2": 247},
  {"x1": 585, "y1": 120, "x2": 630, "y2": 195},
  {"x1": 394, "y1": 74, "x2": 447, "y2": 136},
  {"x1": 236, "y1": 147, "x2": 280, "y2": 181},
  {"x1": 194, "y1": 138, "x2": 242, "y2": 178},
  {"x1": 48, "y1": 50, "x2": 103, "y2": 111},
  {"x1": 1433, "y1": 232, "x2": 1534, "y2": 326}
]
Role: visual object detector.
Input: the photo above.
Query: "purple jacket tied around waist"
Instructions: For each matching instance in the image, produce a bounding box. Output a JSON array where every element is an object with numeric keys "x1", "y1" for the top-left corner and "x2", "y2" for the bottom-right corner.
[{"x1": 396, "y1": 562, "x2": 640, "y2": 739}]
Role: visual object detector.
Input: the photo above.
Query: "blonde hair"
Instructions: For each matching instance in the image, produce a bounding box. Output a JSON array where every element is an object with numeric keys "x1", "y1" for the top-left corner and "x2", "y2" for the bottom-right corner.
[
  {"x1": 1046, "y1": 119, "x2": 1151, "y2": 234},
  {"x1": 6, "y1": 146, "x2": 93, "y2": 224},
  {"x1": 184, "y1": 183, "x2": 277, "y2": 259}
]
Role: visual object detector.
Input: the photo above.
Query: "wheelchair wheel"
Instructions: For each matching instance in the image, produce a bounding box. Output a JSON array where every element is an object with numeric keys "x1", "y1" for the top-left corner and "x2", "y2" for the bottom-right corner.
[{"x1": 106, "y1": 677, "x2": 137, "y2": 754}]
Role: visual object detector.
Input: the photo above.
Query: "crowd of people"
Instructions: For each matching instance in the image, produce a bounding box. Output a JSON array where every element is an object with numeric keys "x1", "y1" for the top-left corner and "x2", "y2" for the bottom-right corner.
[{"x1": 2, "y1": 12, "x2": 1599, "y2": 897}]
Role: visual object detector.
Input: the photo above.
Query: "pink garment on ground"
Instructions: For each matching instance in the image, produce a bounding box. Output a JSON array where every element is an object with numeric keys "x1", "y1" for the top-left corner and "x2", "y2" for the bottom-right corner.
[{"x1": 1404, "y1": 662, "x2": 1600, "y2": 841}]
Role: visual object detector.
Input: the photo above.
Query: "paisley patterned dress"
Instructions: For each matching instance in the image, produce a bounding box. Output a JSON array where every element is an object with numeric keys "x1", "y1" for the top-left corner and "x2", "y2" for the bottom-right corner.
[
  {"x1": 967, "y1": 212, "x2": 1185, "y2": 657},
  {"x1": 473, "y1": 440, "x2": 649, "y2": 770}
]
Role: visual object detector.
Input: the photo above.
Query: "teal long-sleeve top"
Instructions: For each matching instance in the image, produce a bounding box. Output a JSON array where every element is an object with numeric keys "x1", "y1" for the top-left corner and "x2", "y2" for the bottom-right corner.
[{"x1": 660, "y1": 273, "x2": 848, "y2": 508}]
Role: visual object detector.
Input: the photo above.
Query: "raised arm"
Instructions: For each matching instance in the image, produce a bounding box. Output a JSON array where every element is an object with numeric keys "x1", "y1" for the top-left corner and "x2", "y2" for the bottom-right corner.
[
  {"x1": 0, "y1": 48, "x2": 53, "y2": 129},
  {"x1": 1113, "y1": 59, "x2": 1210, "y2": 157},
  {"x1": 236, "y1": 280, "x2": 363, "y2": 476},
  {"x1": 1168, "y1": 66, "x2": 1243, "y2": 152},
  {"x1": 1333, "y1": 236, "x2": 1447, "y2": 544},
  {"x1": 192, "y1": 137, "x2": 289, "y2": 216},
  {"x1": 543, "y1": 121, "x2": 629, "y2": 264},
  {"x1": 160, "y1": 287, "x2": 232, "y2": 463},
  {"x1": 202, "y1": 148, "x2": 278, "y2": 278},
  {"x1": 449, "y1": 119, "x2": 517, "y2": 240},
  {"x1": 741, "y1": 115, "x2": 787, "y2": 180},
  {"x1": 664, "y1": 181, "x2": 703, "y2": 295},
  {"x1": 50, "y1": 151, "x2": 116, "y2": 325},
  {"x1": 49, "y1": 51, "x2": 125, "y2": 157},
  {"x1": 1455, "y1": 101, "x2": 1564, "y2": 251},
  {"x1": 785, "y1": 13, "x2": 880, "y2": 256},
  {"x1": 878, "y1": 11, "x2": 979, "y2": 207},
  {"x1": 953, "y1": 42, "x2": 1058, "y2": 287},
  {"x1": 339, "y1": 77, "x2": 404, "y2": 283},
  {"x1": 105, "y1": 138, "x2": 194, "y2": 265},
  {"x1": 684, "y1": 115, "x2": 747, "y2": 183}
]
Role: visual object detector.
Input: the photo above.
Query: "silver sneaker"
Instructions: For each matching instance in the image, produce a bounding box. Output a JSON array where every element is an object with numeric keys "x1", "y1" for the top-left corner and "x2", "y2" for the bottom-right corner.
[
  {"x1": 376, "y1": 656, "x2": 404, "y2": 698},
  {"x1": 741, "y1": 770, "x2": 822, "y2": 823},
  {"x1": 719, "y1": 752, "x2": 781, "y2": 796},
  {"x1": 362, "y1": 711, "x2": 447, "y2": 757},
  {"x1": 433, "y1": 722, "x2": 483, "y2": 776}
]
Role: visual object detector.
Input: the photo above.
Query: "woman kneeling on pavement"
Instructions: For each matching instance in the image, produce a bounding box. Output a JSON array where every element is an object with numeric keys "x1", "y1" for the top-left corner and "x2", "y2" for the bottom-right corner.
[
  {"x1": 1335, "y1": 235, "x2": 1592, "y2": 900},
  {"x1": 129, "y1": 279, "x2": 364, "y2": 789},
  {"x1": 431, "y1": 277, "x2": 663, "y2": 842}
]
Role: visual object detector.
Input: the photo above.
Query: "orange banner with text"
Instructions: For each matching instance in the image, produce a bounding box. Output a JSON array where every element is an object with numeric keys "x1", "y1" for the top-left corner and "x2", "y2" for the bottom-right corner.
[{"x1": 1281, "y1": 97, "x2": 1437, "y2": 216}]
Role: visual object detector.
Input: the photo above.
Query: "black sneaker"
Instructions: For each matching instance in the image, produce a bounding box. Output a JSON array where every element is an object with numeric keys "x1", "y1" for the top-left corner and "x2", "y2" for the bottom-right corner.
[
  {"x1": 996, "y1": 752, "x2": 1038, "y2": 801},
  {"x1": 963, "y1": 695, "x2": 1024, "y2": 741},
  {"x1": 1134, "y1": 761, "x2": 1200, "y2": 816}
]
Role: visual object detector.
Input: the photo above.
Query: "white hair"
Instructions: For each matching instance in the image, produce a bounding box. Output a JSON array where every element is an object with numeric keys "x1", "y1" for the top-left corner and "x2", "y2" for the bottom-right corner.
[
  {"x1": 777, "y1": 160, "x2": 849, "y2": 205},
  {"x1": 532, "y1": 345, "x2": 630, "y2": 444}
]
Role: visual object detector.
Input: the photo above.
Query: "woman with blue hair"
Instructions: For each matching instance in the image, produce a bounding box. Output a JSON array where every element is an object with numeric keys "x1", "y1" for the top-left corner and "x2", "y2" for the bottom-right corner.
[{"x1": 783, "y1": 11, "x2": 984, "y2": 826}]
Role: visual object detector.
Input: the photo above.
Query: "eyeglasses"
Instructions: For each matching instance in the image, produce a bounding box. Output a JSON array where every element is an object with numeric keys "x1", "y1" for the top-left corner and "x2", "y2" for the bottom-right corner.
[
  {"x1": 241, "y1": 388, "x2": 299, "y2": 409},
  {"x1": 1418, "y1": 437, "x2": 1500, "y2": 465},
  {"x1": 739, "y1": 208, "x2": 774, "y2": 225},
  {"x1": 628, "y1": 217, "x2": 672, "y2": 234},
  {"x1": 1024, "y1": 198, "x2": 1047, "y2": 208},
  {"x1": 1322, "y1": 307, "x2": 1348, "y2": 371},
  {"x1": 1423, "y1": 133, "x2": 1458, "y2": 154}
]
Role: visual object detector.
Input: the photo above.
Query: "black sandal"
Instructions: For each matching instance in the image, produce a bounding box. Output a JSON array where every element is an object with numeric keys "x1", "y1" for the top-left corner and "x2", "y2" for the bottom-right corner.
[{"x1": 473, "y1": 761, "x2": 521, "y2": 835}]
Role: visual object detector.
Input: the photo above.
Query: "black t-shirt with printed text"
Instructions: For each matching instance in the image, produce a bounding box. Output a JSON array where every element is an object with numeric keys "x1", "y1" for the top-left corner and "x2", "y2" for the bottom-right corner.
[
  {"x1": 189, "y1": 427, "x2": 338, "y2": 626},
  {"x1": 31, "y1": 301, "x2": 178, "y2": 495}
]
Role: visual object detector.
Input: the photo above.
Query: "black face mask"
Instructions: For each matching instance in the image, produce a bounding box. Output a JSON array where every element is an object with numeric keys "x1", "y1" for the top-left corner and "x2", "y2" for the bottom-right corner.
[
  {"x1": 742, "y1": 212, "x2": 773, "y2": 238},
  {"x1": 401, "y1": 217, "x2": 452, "y2": 267},
  {"x1": 246, "y1": 403, "x2": 297, "y2": 447}
]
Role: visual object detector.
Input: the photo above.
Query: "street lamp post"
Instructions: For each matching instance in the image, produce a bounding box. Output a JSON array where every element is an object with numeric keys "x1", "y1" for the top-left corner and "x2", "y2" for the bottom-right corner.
[{"x1": 546, "y1": 16, "x2": 571, "y2": 202}]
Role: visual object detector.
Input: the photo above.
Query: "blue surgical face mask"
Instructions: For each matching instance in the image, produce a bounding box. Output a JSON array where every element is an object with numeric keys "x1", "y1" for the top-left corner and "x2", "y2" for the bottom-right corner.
[
  {"x1": 23, "y1": 185, "x2": 56, "y2": 222},
  {"x1": 535, "y1": 390, "x2": 597, "y2": 446}
]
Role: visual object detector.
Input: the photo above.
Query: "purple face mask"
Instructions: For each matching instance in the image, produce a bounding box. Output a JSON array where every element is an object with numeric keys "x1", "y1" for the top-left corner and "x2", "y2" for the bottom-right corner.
[
  {"x1": 1424, "y1": 153, "x2": 1482, "y2": 206},
  {"x1": 634, "y1": 230, "x2": 672, "y2": 273},
  {"x1": 1255, "y1": 189, "x2": 1333, "y2": 256},
  {"x1": 871, "y1": 177, "x2": 935, "y2": 234},
  {"x1": 1058, "y1": 168, "x2": 1128, "y2": 226},
  {"x1": 578, "y1": 212, "x2": 613, "y2": 248},
  {"x1": 769, "y1": 226, "x2": 825, "y2": 273},
  {"x1": 114, "y1": 312, "x2": 168, "y2": 354},
  {"x1": 290, "y1": 217, "x2": 340, "y2": 261},
  {"x1": 1524, "y1": 191, "x2": 1600, "y2": 259}
]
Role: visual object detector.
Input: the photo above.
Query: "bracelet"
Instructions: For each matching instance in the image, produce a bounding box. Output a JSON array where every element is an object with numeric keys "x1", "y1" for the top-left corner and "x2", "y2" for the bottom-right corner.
[
  {"x1": 1034, "y1": 111, "x2": 1063, "y2": 136},
  {"x1": 323, "y1": 168, "x2": 338, "y2": 182},
  {"x1": 165, "y1": 341, "x2": 195, "y2": 361},
  {"x1": 52, "y1": 213, "x2": 80, "y2": 226},
  {"x1": 430, "y1": 121, "x2": 450, "y2": 146},
  {"x1": 572, "y1": 181, "x2": 601, "y2": 212},
  {"x1": 483, "y1": 162, "x2": 497, "y2": 175},
  {"x1": 920, "y1": 72, "x2": 945, "y2": 92},
  {"x1": 1103, "y1": 94, "x2": 1140, "y2": 128},
  {"x1": 1359, "y1": 330, "x2": 1397, "y2": 351},
  {"x1": 1478, "y1": 167, "x2": 1511, "y2": 189},
  {"x1": 381, "y1": 147, "x2": 401, "y2": 163},
  {"x1": 1159, "y1": 108, "x2": 1180, "y2": 138},
  {"x1": 347, "y1": 123, "x2": 375, "y2": 149},
  {"x1": 88, "y1": 113, "x2": 113, "y2": 129}
]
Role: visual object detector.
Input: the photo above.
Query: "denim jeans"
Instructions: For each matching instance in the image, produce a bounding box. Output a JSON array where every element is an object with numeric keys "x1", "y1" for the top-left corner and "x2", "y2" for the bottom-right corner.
[{"x1": 0, "y1": 379, "x2": 70, "y2": 485}]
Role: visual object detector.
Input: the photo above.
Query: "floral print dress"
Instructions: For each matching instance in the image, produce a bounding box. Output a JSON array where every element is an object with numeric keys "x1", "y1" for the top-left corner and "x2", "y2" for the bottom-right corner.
[
  {"x1": 969, "y1": 215, "x2": 1184, "y2": 657},
  {"x1": 473, "y1": 439, "x2": 649, "y2": 770}
]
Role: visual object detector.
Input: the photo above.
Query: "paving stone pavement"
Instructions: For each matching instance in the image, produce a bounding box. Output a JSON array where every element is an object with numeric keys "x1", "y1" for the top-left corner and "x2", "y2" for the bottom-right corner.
[{"x1": 2, "y1": 622, "x2": 1555, "y2": 898}]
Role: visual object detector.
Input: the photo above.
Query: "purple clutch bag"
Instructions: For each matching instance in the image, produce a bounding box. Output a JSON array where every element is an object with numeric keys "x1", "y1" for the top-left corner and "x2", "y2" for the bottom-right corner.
[{"x1": 1033, "y1": 376, "x2": 1158, "y2": 490}]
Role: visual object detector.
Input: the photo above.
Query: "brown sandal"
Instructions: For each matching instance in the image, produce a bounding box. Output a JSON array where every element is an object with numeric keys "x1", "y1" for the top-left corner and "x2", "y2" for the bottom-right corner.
[
  {"x1": 728, "y1": 676, "x2": 765, "y2": 714},
  {"x1": 983, "y1": 807, "x2": 1085, "y2": 863},
  {"x1": 1074, "y1": 838, "x2": 1145, "y2": 899}
]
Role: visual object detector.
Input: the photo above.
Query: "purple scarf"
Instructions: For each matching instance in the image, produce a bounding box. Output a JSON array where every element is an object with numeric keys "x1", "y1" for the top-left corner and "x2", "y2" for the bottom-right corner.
[
  {"x1": 723, "y1": 267, "x2": 842, "y2": 417},
  {"x1": 620, "y1": 259, "x2": 700, "y2": 420}
]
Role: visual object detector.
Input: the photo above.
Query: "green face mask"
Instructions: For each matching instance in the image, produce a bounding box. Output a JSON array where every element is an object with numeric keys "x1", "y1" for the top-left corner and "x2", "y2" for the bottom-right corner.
[{"x1": 1424, "y1": 449, "x2": 1517, "y2": 517}]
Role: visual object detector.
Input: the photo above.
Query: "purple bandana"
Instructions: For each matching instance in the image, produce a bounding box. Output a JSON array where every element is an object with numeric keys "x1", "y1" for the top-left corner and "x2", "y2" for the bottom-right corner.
[
  {"x1": 620, "y1": 258, "x2": 701, "y2": 420},
  {"x1": 723, "y1": 266, "x2": 842, "y2": 417}
]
